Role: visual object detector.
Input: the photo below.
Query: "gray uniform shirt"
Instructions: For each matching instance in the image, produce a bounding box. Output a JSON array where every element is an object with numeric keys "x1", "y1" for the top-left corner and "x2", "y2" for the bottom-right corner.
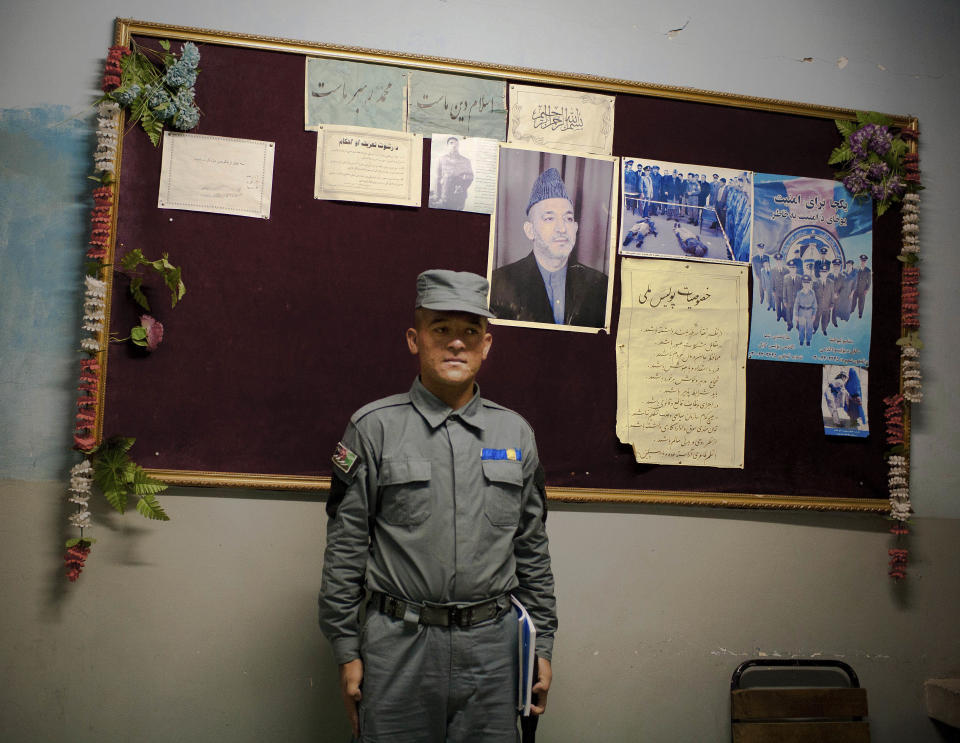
[{"x1": 319, "y1": 377, "x2": 557, "y2": 665}]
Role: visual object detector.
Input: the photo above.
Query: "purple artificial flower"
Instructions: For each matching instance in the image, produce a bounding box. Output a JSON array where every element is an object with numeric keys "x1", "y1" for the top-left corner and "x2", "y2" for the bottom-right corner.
[
  {"x1": 868, "y1": 161, "x2": 890, "y2": 179},
  {"x1": 850, "y1": 129, "x2": 868, "y2": 158},
  {"x1": 140, "y1": 314, "x2": 164, "y2": 351},
  {"x1": 887, "y1": 175, "x2": 906, "y2": 195},
  {"x1": 871, "y1": 126, "x2": 893, "y2": 155}
]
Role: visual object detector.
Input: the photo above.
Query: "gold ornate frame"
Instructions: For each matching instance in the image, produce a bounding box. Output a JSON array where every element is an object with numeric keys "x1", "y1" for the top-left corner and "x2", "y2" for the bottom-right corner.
[{"x1": 99, "y1": 18, "x2": 912, "y2": 512}]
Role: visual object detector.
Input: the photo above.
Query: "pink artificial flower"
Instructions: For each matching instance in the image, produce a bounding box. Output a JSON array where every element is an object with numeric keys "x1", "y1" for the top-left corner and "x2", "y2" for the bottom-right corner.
[
  {"x1": 140, "y1": 314, "x2": 164, "y2": 351},
  {"x1": 73, "y1": 433, "x2": 97, "y2": 451}
]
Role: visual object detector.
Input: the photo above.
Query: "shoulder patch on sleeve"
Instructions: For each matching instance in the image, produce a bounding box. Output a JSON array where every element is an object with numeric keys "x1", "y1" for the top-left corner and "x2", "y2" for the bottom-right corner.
[{"x1": 332, "y1": 441, "x2": 360, "y2": 476}]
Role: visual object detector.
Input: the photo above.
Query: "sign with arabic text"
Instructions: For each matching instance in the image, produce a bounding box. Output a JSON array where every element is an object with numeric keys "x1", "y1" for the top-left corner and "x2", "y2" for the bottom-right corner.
[{"x1": 507, "y1": 84, "x2": 614, "y2": 155}]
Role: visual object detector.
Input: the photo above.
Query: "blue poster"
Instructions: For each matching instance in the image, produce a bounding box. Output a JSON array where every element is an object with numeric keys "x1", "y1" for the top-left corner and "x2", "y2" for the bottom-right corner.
[{"x1": 747, "y1": 174, "x2": 873, "y2": 366}]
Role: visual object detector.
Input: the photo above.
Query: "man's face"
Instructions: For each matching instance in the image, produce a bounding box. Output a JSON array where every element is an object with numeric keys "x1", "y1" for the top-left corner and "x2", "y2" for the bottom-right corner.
[
  {"x1": 406, "y1": 309, "x2": 492, "y2": 396},
  {"x1": 447, "y1": 139, "x2": 459, "y2": 154},
  {"x1": 524, "y1": 197, "x2": 578, "y2": 270}
]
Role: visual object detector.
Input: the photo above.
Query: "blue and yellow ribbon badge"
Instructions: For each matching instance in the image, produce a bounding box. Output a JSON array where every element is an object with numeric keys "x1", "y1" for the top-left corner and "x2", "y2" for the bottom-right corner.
[
  {"x1": 332, "y1": 441, "x2": 359, "y2": 474},
  {"x1": 480, "y1": 448, "x2": 522, "y2": 462}
]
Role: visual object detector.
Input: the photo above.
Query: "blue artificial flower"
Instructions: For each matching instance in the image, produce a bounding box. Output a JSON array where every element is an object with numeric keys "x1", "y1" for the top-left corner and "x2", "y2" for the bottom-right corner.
[
  {"x1": 165, "y1": 61, "x2": 197, "y2": 89},
  {"x1": 173, "y1": 87, "x2": 197, "y2": 110},
  {"x1": 180, "y1": 42, "x2": 200, "y2": 69},
  {"x1": 173, "y1": 103, "x2": 200, "y2": 131},
  {"x1": 146, "y1": 85, "x2": 176, "y2": 121},
  {"x1": 112, "y1": 83, "x2": 141, "y2": 107}
]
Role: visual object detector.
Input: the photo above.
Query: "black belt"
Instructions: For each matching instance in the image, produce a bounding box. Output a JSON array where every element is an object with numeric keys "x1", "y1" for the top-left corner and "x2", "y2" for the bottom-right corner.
[{"x1": 373, "y1": 592, "x2": 508, "y2": 628}]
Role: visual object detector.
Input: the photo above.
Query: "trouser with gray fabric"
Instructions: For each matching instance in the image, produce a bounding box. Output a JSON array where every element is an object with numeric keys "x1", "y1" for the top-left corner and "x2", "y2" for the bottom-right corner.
[{"x1": 357, "y1": 605, "x2": 520, "y2": 742}]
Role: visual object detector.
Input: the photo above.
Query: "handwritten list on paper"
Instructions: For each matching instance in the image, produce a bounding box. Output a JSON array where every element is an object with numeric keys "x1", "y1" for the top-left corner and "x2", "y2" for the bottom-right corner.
[
  {"x1": 314, "y1": 125, "x2": 423, "y2": 207},
  {"x1": 158, "y1": 133, "x2": 275, "y2": 219},
  {"x1": 615, "y1": 258, "x2": 748, "y2": 468}
]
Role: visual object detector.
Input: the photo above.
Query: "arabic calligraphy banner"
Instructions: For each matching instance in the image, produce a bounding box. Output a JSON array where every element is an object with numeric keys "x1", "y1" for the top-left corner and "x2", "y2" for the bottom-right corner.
[
  {"x1": 407, "y1": 70, "x2": 506, "y2": 140},
  {"x1": 304, "y1": 57, "x2": 408, "y2": 131},
  {"x1": 747, "y1": 173, "x2": 873, "y2": 366},
  {"x1": 507, "y1": 84, "x2": 615, "y2": 155}
]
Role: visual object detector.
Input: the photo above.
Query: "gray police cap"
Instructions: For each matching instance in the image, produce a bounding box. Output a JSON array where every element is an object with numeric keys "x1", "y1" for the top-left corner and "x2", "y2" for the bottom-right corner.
[{"x1": 415, "y1": 269, "x2": 495, "y2": 318}]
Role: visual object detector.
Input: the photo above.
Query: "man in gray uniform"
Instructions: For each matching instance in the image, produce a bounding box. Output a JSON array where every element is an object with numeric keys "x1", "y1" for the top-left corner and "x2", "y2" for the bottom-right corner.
[{"x1": 319, "y1": 270, "x2": 557, "y2": 742}]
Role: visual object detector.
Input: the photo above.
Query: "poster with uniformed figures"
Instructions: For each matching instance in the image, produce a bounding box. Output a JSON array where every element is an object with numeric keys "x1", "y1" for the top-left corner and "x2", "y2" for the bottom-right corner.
[{"x1": 747, "y1": 174, "x2": 873, "y2": 366}]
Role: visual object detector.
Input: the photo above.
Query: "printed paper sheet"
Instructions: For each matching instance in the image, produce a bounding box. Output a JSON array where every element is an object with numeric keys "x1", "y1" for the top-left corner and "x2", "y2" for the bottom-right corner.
[
  {"x1": 314, "y1": 125, "x2": 423, "y2": 207},
  {"x1": 158, "y1": 133, "x2": 275, "y2": 219}
]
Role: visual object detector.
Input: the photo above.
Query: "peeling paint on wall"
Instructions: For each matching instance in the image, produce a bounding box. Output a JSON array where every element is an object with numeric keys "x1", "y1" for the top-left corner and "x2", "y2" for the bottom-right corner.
[{"x1": 0, "y1": 105, "x2": 91, "y2": 479}]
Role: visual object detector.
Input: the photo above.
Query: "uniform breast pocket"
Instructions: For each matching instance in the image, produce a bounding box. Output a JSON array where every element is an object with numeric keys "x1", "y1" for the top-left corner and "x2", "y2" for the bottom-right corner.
[
  {"x1": 481, "y1": 459, "x2": 523, "y2": 527},
  {"x1": 378, "y1": 458, "x2": 432, "y2": 526}
]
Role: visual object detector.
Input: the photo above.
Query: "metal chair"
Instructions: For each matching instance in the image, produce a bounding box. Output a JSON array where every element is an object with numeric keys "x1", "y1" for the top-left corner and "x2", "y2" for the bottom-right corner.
[{"x1": 731, "y1": 659, "x2": 870, "y2": 742}]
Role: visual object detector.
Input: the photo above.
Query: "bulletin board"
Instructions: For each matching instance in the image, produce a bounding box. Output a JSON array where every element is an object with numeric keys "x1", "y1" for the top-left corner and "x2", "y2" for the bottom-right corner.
[{"x1": 93, "y1": 18, "x2": 914, "y2": 511}]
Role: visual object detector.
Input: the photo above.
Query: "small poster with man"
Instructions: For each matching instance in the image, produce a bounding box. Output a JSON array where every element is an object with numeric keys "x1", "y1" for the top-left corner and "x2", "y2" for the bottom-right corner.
[
  {"x1": 822, "y1": 365, "x2": 869, "y2": 437},
  {"x1": 487, "y1": 144, "x2": 618, "y2": 333}
]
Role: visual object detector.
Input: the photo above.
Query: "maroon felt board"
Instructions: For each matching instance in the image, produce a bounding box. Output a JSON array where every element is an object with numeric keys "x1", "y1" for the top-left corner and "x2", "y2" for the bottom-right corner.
[{"x1": 99, "y1": 19, "x2": 911, "y2": 510}]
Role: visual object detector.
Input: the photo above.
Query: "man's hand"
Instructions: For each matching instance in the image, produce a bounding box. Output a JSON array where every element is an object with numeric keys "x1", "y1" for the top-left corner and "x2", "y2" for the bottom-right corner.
[
  {"x1": 339, "y1": 658, "x2": 363, "y2": 737},
  {"x1": 530, "y1": 657, "x2": 552, "y2": 716}
]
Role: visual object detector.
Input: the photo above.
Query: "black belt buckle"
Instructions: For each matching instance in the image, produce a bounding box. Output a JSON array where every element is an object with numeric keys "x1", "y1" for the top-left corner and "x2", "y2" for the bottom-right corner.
[{"x1": 449, "y1": 605, "x2": 474, "y2": 627}]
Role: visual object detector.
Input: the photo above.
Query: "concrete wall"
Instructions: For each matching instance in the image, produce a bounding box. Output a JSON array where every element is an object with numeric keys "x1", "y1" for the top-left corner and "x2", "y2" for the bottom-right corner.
[{"x1": 2, "y1": 1, "x2": 958, "y2": 741}]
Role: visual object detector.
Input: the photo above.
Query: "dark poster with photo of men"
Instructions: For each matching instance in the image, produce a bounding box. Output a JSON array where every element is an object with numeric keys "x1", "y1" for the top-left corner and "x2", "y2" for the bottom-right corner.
[{"x1": 618, "y1": 157, "x2": 753, "y2": 263}]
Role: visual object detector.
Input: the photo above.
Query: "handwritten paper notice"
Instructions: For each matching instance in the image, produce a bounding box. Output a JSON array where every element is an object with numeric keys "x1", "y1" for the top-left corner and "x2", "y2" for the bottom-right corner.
[
  {"x1": 408, "y1": 70, "x2": 507, "y2": 140},
  {"x1": 314, "y1": 125, "x2": 423, "y2": 207},
  {"x1": 508, "y1": 84, "x2": 614, "y2": 155},
  {"x1": 158, "y1": 133, "x2": 275, "y2": 219},
  {"x1": 305, "y1": 58, "x2": 408, "y2": 132},
  {"x1": 616, "y1": 258, "x2": 748, "y2": 468}
]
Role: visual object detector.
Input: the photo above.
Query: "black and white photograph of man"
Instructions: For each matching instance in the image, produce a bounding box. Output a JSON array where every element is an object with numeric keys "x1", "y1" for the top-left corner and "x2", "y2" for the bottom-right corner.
[
  {"x1": 430, "y1": 135, "x2": 474, "y2": 210},
  {"x1": 487, "y1": 145, "x2": 617, "y2": 332},
  {"x1": 428, "y1": 134, "x2": 500, "y2": 214},
  {"x1": 618, "y1": 157, "x2": 753, "y2": 263}
]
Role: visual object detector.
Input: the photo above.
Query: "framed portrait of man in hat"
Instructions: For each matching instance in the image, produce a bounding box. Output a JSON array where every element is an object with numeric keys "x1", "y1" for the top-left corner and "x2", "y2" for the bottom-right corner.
[{"x1": 487, "y1": 144, "x2": 618, "y2": 333}]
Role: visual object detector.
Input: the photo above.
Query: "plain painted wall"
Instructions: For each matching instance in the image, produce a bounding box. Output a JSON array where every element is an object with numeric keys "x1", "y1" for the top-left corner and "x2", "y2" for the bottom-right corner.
[{"x1": 2, "y1": 1, "x2": 959, "y2": 741}]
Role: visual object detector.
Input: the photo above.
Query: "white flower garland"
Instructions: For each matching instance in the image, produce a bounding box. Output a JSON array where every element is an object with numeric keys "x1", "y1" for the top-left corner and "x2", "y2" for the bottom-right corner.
[{"x1": 67, "y1": 461, "x2": 93, "y2": 530}]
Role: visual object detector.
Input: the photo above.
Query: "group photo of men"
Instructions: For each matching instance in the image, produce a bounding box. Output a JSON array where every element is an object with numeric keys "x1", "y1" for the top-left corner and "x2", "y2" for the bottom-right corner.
[
  {"x1": 619, "y1": 158, "x2": 753, "y2": 263},
  {"x1": 750, "y1": 230, "x2": 873, "y2": 354}
]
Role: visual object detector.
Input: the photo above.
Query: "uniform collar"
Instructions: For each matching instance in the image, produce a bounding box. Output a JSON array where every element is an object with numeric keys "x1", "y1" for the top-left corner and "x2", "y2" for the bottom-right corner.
[{"x1": 410, "y1": 376, "x2": 486, "y2": 430}]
